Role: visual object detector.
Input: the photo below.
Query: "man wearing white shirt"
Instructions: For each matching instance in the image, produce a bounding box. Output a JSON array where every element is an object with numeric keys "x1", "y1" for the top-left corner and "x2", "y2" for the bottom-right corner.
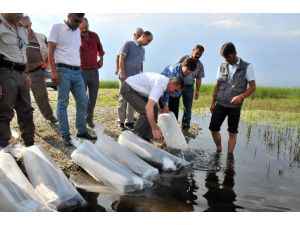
[
  {"x1": 48, "y1": 13, "x2": 96, "y2": 147},
  {"x1": 209, "y1": 42, "x2": 256, "y2": 154},
  {"x1": 120, "y1": 72, "x2": 184, "y2": 141}
]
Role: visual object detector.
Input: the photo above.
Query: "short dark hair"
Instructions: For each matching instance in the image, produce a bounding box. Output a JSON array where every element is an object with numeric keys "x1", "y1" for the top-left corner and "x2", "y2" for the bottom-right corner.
[
  {"x1": 194, "y1": 44, "x2": 204, "y2": 52},
  {"x1": 182, "y1": 57, "x2": 197, "y2": 71},
  {"x1": 143, "y1": 31, "x2": 153, "y2": 37},
  {"x1": 70, "y1": 13, "x2": 85, "y2": 18},
  {"x1": 170, "y1": 76, "x2": 185, "y2": 89},
  {"x1": 220, "y1": 42, "x2": 236, "y2": 57},
  {"x1": 83, "y1": 17, "x2": 88, "y2": 23}
]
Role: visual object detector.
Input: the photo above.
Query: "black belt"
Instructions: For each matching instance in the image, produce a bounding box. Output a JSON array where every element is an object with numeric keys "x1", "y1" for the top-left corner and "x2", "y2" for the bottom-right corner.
[
  {"x1": 29, "y1": 65, "x2": 43, "y2": 73},
  {"x1": 0, "y1": 59, "x2": 25, "y2": 72},
  {"x1": 56, "y1": 63, "x2": 80, "y2": 71},
  {"x1": 185, "y1": 84, "x2": 194, "y2": 87}
]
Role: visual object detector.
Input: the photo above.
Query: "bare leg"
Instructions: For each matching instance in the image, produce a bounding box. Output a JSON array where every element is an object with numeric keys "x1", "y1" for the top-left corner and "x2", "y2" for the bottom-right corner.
[
  {"x1": 228, "y1": 132, "x2": 237, "y2": 154},
  {"x1": 211, "y1": 131, "x2": 222, "y2": 152}
]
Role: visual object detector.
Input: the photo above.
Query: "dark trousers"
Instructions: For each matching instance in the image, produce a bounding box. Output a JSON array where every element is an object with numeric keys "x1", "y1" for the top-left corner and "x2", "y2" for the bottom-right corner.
[
  {"x1": 120, "y1": 82, "x2": 158, "y2": 140},
  {"x1": 169, "y1": 85, "x2": 194, "y2": 129},
  {"x1": 30, "y1": 69, "x2": 54, "y2": 120},
  {"x1": 181, "y1": 85, "x2": 194, "y2": 129},
  {"x1": 0, "y1": 67, "x2": 35, "y2": 147},
  {"x1": 81, "y1": 69, "x2": 99, "y2": 123}
]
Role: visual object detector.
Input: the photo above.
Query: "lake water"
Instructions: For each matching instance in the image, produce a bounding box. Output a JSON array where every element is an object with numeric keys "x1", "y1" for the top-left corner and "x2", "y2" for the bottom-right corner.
[{"x1": 72, "y1": 114, "x2": 300, "y2": 212}]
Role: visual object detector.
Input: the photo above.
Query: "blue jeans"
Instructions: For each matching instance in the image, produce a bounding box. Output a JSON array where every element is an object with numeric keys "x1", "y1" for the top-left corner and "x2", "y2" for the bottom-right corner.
[
  {"x1": 181, "y1": 85, "x2": 194, "y2": 129},
  {"x1": 56, "y1": 67, "x2": 87, "y2": 137}
]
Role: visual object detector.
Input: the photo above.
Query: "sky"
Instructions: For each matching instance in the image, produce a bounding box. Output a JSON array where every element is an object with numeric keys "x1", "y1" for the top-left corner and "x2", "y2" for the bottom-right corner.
[{"x1": 27, "y1": 13, "x2": 300, "y2": 88}]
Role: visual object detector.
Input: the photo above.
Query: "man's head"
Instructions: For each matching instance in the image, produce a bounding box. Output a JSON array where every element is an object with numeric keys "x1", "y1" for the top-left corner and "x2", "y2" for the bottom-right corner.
[
  {"x1": 220, "y1": 42, "x2": 238, "y2": 65},
  {"x1": 19, "y1": 16, "x2": 32, "y2": 32},
  {"x1": 191, "y1": 45, "x2": 204, "y2": 60},
  {"x1": 181, "y1": 57, "x2": 197, "y2": 75},
  {"x1": 79, "y1": 17, "x2": 89, "y2": 35},
  {"x1": 67, "y1": 13, "x2": 85, "y2": 30},
  {"x1": 166, "y1": 77, "x2": 184, "y2": 94},
  {"x1": 137, "y1": 31, "x2": 153, "y2": 46},
  {"x1": 2, "y1": 13, "x2": 24, "y2": 24},
  {"x1": 133, "y1": 27, "x2": 144, "y2": 40}
]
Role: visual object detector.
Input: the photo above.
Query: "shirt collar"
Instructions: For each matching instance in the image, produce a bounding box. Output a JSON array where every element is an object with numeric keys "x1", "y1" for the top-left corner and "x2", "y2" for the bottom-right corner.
[
  {"x1": 134, "y1": 40, "x2": 142, "y2": 47},
  {"x1": 63, "y1": 21, "x2": 77, "y2": 31}
]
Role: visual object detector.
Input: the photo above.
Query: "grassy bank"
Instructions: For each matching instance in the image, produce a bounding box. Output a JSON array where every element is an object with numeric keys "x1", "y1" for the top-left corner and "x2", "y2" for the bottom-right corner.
[{"x1": 98, "y1": 81, "x2": 300, "y2": 127}]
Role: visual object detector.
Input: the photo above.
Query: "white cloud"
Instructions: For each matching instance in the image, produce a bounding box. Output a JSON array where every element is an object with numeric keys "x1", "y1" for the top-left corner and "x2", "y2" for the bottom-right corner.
[{"x1": 212, "y1": 19, "x2": 245, "y2": 29}]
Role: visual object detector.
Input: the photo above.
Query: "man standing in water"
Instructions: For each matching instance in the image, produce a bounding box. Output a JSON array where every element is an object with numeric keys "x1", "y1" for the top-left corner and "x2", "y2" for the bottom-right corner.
[{"x1": 209, "y1": 42, "x2": 256, "y2": 154}]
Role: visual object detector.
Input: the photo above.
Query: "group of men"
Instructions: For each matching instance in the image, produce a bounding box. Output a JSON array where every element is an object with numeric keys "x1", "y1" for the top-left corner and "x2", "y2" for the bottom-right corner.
[{"x1": 0, "y1": 13, "x2": 256, "y2": 154}]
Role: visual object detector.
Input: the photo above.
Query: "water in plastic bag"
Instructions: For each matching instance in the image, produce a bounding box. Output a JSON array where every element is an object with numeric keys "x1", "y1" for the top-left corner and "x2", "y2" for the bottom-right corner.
[
  {"x1": 71, "y1": 139, "x2": 147, "y2": 193},
  {"x1": 0, "y1": 153, "x2": 53, "y2": 212},
  {"x1": 118, "y1": 131, "x2": 188, "y2": 171},
  {"x1": 23, "y1": 145, "x2": 87, "y2": 211},
  {"x1": 94, "y1": 125, "x2": 159, "y2": 181},
  {"x1": 158, "y1": 112, "x2": 189, "y2": 150}
]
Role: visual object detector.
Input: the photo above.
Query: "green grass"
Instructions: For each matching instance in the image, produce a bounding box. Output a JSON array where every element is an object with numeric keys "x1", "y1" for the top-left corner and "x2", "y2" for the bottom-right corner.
[{"x1": 98, "y1": 82, "x2": 300, "y2": 127}]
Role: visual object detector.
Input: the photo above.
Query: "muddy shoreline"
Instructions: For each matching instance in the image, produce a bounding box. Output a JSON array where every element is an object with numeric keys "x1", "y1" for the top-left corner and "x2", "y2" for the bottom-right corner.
[{"x1": 10, "y1": 89, "x2": 200, "y2": 176}]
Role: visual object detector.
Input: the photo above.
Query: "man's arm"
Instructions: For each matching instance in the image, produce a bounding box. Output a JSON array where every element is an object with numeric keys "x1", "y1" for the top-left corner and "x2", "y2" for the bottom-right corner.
[
  {"x1": 48, "y1": 42, "x2": 58, "y2": 85},
  {"x1": 194, "y1": 78, "x2": 202, "y2": 100},
  {"x1": 210, "y1": 80, "x2": 221, "y2": 113},
  {"x1": 140, "y1": 62, "x2": 143, "y2": 73},
  {"x1": 115, "y1": 55, "x2": 120, "y2": 75},
  {"x1": 97, "y1": 35, "x2": 104, "y2": 69},
  {"x1": 146, "y1": 99, "x2": 163, "y2": 140},
  {"x1": 231, "y1": 80, "x2": 256, "y2": 105},
  {"x1": 119, "y1": 54, "x2": 126, "y2": 82}
]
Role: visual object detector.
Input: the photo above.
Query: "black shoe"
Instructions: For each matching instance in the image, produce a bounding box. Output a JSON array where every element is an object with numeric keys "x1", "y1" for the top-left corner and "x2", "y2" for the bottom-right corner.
[
  {"x1": 63, "y1": 135, "x2": 72, "y2": 147},
  {"x1": 76, "y1": 131, "x2": 97, "y2": 140},
  {"x1": 125, "y1": 122, "x2": 134, "y2": 129},
  {"x1": 87, "y1": 121, "x2": 95, "y2": 129},
  {"x1": 119, "y1": 123, "x2": 126, "y2": 131},
  {"x1": 48, "y1": 116, "x2": 58, "y2": 124}
]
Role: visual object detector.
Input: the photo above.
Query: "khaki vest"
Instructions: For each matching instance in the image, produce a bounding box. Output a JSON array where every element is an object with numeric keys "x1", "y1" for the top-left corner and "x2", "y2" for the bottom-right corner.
[
  {"x1": 34, "y1": 32, "x2": 48, "y2": 61},
  {"x1": 216, "y1": 58, "x2": 249, "y2": 108}
]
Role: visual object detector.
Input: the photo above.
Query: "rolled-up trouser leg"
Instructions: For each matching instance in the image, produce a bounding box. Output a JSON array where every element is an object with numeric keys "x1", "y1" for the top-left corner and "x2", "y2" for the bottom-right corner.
[
  {"x1": 30, "y1": 69, "x2": 54, "y2": 120},
  {"x1": 15, "y1": 72, "x2": 35, "y2": 146},
  {"x1": 0, "y1": 68, "x2": 18, "y2": 147}
]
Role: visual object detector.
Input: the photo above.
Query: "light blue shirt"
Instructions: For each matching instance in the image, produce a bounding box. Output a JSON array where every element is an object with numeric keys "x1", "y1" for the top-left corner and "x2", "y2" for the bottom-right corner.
[{"x1": 161, "y1": 63, "x2": 183, "y2": 106}]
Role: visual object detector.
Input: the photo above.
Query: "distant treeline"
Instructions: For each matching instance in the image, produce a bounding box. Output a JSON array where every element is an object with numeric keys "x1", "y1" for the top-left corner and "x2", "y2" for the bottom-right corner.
[{"x1": 99, "y1": 81, "x2": 300, "y2": 99}]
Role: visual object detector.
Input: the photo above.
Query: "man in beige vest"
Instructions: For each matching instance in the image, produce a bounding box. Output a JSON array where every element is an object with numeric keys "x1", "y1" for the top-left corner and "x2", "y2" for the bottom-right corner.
[
  {"x1": 0, "y1": 13, "x2": 35, "y2": 150},
  {"x1": 19, "y1": 16, "x2": 57, "y2": 124}
]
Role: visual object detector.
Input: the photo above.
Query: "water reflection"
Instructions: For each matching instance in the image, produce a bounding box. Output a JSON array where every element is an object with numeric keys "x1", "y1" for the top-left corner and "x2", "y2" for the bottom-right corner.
[
  {"x1": 111, "y1": 168, "x2": 198, "y2": 212},
  {"x1": 203, "y1": 154, "x2": 243, "y2": 211}
]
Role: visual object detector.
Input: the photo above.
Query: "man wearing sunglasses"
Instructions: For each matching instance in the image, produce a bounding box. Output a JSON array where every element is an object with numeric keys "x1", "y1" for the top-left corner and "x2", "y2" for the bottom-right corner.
[
  {"x1": 19, "y1": 15, "x2": 58, "y2": 125},
  {"x1": 0, "y1": 13, "x2": 35, "y2": 150},
  {"x1": 177, "y1": 45, "x2": 205, "y2": 134},
  {"x1": 48, "y1": 13, "x2": 96, "y2": 147}
]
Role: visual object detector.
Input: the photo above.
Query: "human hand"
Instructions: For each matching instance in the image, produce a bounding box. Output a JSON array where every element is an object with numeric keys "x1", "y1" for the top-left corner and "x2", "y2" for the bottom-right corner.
[
  {"x1": 231, "y1": 95, "x2": 243, "y2": 105},
  {"x1": 97, "y1": 60, "x2": 103, "y2": 69},
  {"x1": 194, "y1": 92, "x2": 199, "y2": 100},
  {"x1": 210, "y1": 103, "x2": 216, "y2": 113},
  {"x1": 0, "y1": 85, "x2": 2, "y2": 99},
  {"x1": 25, "y1": 73, "x2": 31, "y2": 87},
  {"x1": 159, "y1": 106, "x2": 170, "y2": 114},
  {"x1": 41, "y1": 61, "x2": 49, "y2": 69},
  {"x1": 51, "y1": 71, "x2": 59, "y2": 85},
  {"x1": 152, "y1": 128, "x2": 163, "y2": 141}
]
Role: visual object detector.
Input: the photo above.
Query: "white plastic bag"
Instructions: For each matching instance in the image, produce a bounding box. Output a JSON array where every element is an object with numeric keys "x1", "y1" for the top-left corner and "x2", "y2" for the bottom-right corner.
[
  {"x1": 0, "y1": 153, "x2": 52, "y2": 212},
  {"x1": 118, "y1": 131, "x2": 188, "y2": 171},
  {"x1": 23, "y1": 145, "x2": 87, "y2": 211},
  {"x1": 71, "y1": 139, "x2": 147, "y2": 193},
  {"x1": 95, "y1": 125, "x2": 159, "y2": 181},
  {"x1": 158, "y1": 112, "x2": 189, "y2": 150}
]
